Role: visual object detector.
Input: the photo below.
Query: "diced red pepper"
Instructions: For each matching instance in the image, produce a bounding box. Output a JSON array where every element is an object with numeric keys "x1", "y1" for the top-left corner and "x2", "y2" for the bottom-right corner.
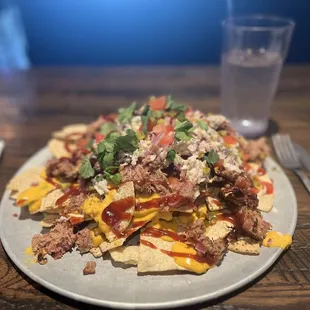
[
  {"x1": 149, "y1": 96, "x2": 166, "y2": 111},
  {"x1": 223, "y1": 135, "x2": 238, "y2": 145}
]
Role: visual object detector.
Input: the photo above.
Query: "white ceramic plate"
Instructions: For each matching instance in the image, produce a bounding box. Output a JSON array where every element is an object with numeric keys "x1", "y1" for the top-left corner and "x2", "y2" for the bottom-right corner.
[{"x1": 0, "y1": 147, "x2": 297, "y2": 309}]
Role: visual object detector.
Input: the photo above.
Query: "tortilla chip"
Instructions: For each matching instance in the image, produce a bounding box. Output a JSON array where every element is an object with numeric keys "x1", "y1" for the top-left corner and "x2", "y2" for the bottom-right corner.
[
  {"x1": 90, "y1": 247, "x2": 103, "y2": 258},
  {"x1": 52, "y1": 124, "x2": 87, "y2": 140},
  {"x1": 99, "y1": 238, "x2": 126, "y2": 254},
  {"x1": 138, "y1": 236, "x2": 186, "y2": 273},
  {"x1": 228, "y1": 238, "x2": 260, "y2": 255},
  {"x1": 7, "y1": 167, "x2": 44, "y2": 199},
  {"x1": 257, "y1": 173, "x2": 274, "y2": 212},
  {"x1": 40, "y1": 189, "x2": 64, "y2": 213},
  {"x1": 40, "y1": 213, "x2": 61, "y2": 228},
  {"x1": 206, "y1": 197, "x2": 225, "y2": 211},
  {"x1": 109, "y1": 246, "x2": 139, "y2": 266},
  {"x1": 48, "y1": 139, "x2": 72, "y2": 159},
  {"x1": 258, "y1": 193, "x2": 274, "y2": 212},
  {"x1": 104, "y1": 182, "x2": 135, "y2": 242},
  {"x1": 205, "y1": 220, "x2": 234, "y2": 240}
]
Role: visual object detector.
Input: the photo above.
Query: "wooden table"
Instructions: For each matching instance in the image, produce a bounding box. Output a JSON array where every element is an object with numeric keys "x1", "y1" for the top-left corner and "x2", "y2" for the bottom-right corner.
[{"x1": 0, "y1": 66, "x2": 309, "y2": 310}]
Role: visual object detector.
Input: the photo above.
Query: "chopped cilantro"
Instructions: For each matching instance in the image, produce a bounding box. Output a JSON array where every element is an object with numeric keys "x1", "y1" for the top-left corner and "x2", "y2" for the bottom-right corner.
[
  {"x1": 166, "y1": 95, "x2": 187, "y2": 112},
  {"x1": 197, "y1": 120, "x2": 208, "y2": 131},
  {"x1": 104, "y1": 171, "x2": 122, "y2": 185},
  {"x1": 118, "y1": 102, "x2": 137, "y2": 123},
  {"x1": 205, "y1": 149, "x2": 219, "y2": 165},
  {"x1": 94, "y1": 175, "x2": 104, "y2": 182},
  {"x1": 174, "y1": 119, "x2": 193, "y2": 141},
  {"x1": 117, "y1": 129, "x2": 139, "y2": 153},
  {"x1": 100, "y1": 122, "x2": 117, "y2": 135},
  {"x1": 167, "y1": 148, "x2": 176, "y2": 161},
  {"x1": 177, "y1": 112, "x2": 186, "y2": 122},
  {"x1": 79, "y1": 157, "x2": 95, "y2": 179},
  {"x1": 152, "y1": 110, "x2": 164, "y2": 118},
  {"x1": 98, "y1": 152, "x2": 114, "y2": 168}
]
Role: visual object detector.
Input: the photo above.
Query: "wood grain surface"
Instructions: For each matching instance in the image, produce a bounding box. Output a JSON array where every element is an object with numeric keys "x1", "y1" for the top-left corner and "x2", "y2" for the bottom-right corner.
[{"x1": 0, "y1": 66, "x2": 309, "y2": 310}]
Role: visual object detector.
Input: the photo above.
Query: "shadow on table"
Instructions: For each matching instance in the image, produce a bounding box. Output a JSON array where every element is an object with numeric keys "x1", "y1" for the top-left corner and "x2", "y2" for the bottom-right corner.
[{"x1": 3, "y1": 248, "x2": 286, "y2": 310}]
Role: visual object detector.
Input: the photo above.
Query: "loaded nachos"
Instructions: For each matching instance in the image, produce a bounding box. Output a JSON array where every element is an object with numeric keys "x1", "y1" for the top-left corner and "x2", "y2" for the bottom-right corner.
[{"x1": 7, "y1": 96, "x2": 292, "y2": 274}]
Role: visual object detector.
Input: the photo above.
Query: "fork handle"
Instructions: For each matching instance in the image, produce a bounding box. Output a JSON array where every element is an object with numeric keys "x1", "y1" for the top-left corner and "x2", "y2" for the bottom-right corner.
[{"x1": 294, "y1": 168, "x2": 310, "y2": 194}]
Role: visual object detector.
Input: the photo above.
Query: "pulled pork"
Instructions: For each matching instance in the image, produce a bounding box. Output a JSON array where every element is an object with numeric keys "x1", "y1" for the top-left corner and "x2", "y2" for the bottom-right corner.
[
  {"x1": 218, "y1": 170, "x2": 258, "y2": 209},
  {"x1": 32, "y1": 223, "x2": 76, "y2": 263},
  {"x1": 83, "y1": 261, "x2": 96, "y2": 275},
  {"x1": 235, "y1": 208, "x2": 271, "y2": 241},
  {"x1": 46, "y1": 157, "x2": 78, "y2": 182},
  {"x1": 75, "y1": 228, "x2": 93, "y2": 253},
  {"x1": 120, "y1": 164, "x2": 170, "y2": 195},
  {"x1": 181, "y1": 220, "x2": 227, "y2": 258},
  {"x1": 241, "y1": 137, "x2": 270, "y2": 162}
]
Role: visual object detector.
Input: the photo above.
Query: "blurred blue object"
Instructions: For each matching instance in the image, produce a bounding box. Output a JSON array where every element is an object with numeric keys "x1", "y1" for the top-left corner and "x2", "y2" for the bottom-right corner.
[{"x1": 0, "y1": 0, "x2": 29, "y2": 70}]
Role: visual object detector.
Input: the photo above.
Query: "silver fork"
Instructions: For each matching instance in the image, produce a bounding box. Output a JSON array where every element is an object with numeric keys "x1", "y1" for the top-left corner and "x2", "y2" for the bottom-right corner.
[{"x1": 272, "y1": 134, "x2": 310, "y2": 193}]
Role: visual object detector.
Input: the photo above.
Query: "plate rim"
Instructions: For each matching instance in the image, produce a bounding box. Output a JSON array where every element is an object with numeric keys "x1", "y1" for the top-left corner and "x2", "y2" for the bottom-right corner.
[{"x1": 0, "y1": 147, "x2": 298, "y2": 309}]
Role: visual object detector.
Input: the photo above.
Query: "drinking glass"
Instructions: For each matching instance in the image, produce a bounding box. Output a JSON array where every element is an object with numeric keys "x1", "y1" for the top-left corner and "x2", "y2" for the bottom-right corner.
[{"x1": 221, "y1": 16, "x2": 294, "y2": 137}]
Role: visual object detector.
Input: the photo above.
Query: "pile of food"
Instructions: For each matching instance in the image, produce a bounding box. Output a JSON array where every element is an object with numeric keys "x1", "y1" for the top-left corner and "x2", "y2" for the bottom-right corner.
[{"x1": 7, "y1": 96, "x2": 292, "y2": 275}]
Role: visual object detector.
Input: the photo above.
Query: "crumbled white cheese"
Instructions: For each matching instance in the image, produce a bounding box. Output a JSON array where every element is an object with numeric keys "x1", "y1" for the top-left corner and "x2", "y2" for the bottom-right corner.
[
  {"x1": 177, "y1": 155, "x2": 206, "y2": 185},
  {"x1": 93, "y1": 179, "x2": 109, "y2": 195},
  {"x1": 206, "y1": 114, "x2": 228, "y2": 129},
  {"x1": 131, "y1": 116, "x2": 142, "y2": 131}
]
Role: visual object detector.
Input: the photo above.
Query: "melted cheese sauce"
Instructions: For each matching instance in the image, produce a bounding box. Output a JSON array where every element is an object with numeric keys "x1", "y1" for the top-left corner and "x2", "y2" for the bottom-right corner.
[
  {"x1": 24, "y1": 246, "x2": 33, "y2": 255},
  {"x1": 16, "y1": 180, "x2": 55, "y2": 207},
  {"x1": 91, "y1": 228, "x2": 105, "y2": 247},
  {"x1": 81, "y1": 191, "x2": 115, "y2": 234},
  {"x1": 147, "y1": 218, "x2": 211, "y2": 273},
  {"x1": 133, "y1": 193, "x2": 161, "y2": 223},
  {"x1": 172, "y1": 242, "x2": 210, "y2": 274},
  {"x1": 263, "y1": 231, "x2": 292, "y2": 250}
]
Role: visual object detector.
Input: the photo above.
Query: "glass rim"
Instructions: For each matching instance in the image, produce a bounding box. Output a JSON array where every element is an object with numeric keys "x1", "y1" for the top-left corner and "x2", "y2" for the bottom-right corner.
[{"x1": 222, "y1": 15, "x2": 295, "y2": 31}]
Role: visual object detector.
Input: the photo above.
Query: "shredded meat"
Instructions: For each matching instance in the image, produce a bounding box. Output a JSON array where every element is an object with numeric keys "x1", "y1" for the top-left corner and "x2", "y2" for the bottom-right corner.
[
  {"x1": 120, "y1": 164, "x2": 170, "y2": 195},
  {"x1": 241, "y1": 137, "x2": 270, "y2": 162},
  {"x1": 159, "y1": 194, "x2": 194, "y2": 212},
  {"x1": 217, "y1": 170, "x2": 258, "y2": 209},
  {"x1": 84, "y1": 116, "x2": 107, "y2": 142},
  {"x1": 32, "y1": 223, "x2": 76, "y2": 262},
  {"x1": 169, "y1": 179, "x2": 195, "y2": 199},
  {"x1": 46, "y1": 158, "x2": 78, "y2": 182},
  {"x1": 66, "y1": 192, "x2": 87, "y2": 214},
  {"x1": 83, "y1": 261, "x2": 96, "y2": 275},
  {"x1": 218, "y1": 121, "x2": 236, "y2": 136},
  {"x1": 75, "y1": 228, "x2": 93, "y2": 253},
  {"x1": 235, "y1": 208, "x2": 271, "y2": 241},
  {"x1": 181, "y1": 220, "x2": 227, "y2": 258}
]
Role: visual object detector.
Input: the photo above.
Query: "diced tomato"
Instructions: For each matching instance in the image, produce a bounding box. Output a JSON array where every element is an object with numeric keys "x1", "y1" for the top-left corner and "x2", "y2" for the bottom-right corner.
[
  {"x1": 152, "y1": 124, "x2": 174, "y2": 146},
  {"x1": 223, "y1": 135, "x2": 238, "y2": 145},
  {"x1": 261, "y1": 181, "x2": 274, "y2": 195},
  {"x1": 149, "y1": 96, "x2": 166, "y2": 111},
  {"x1": 152, "y1": 124, "x2": 173, "y2": 133},
  {"x1": 95, "y1": 133, "x2": 105, "y2": 143}
]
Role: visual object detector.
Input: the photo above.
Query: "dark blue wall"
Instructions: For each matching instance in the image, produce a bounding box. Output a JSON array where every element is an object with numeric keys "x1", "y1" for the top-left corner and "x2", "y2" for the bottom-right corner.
[{"x1": 18, "y1": 0, "x2": 310, "y2": 66}]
